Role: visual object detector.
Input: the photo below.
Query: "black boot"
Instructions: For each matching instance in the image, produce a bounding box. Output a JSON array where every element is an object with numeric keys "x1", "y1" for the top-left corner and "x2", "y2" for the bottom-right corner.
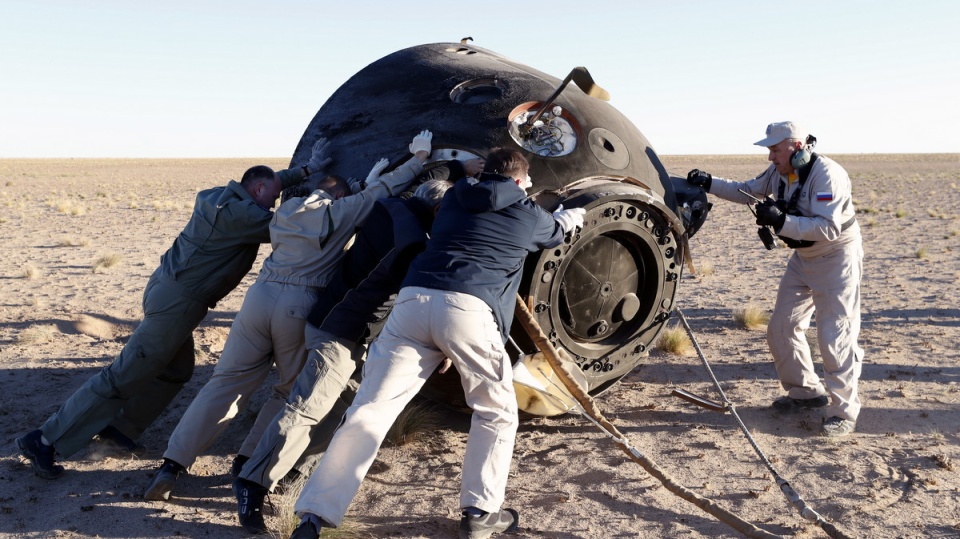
[
  {"x1": 16, "y1": 430, "x2": 64, "y2": 479},
  {"x1": 233, "y1": 476, "x2": 269, "y2": 534},
  {"x1": 290, "y1": 519, "x2": 320, "y2": 539},
  {"x1": 143, "y1": 459, "x2": 186, "y2": 501},
  {"x1": 96, "y1": 425, "x2": 144, "y2": 453}
]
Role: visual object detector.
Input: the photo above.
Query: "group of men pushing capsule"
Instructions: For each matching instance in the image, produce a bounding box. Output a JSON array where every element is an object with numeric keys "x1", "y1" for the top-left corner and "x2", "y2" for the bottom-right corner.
[{"x1": 16, "y1": 120, "x2": 863, "y2": 539}]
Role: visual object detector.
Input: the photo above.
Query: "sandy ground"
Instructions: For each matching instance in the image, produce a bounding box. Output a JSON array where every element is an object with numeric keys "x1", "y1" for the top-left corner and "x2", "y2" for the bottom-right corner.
[{"x1": 0, "y1": 154, "x2": 958, "y2": 539}]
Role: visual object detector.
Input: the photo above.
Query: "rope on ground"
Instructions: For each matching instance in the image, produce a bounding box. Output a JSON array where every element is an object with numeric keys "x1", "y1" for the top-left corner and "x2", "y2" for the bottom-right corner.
[
  {"x1": 514, "y1": 295, "x2": 784, "y2": 539},
  {"x1": 674, "y1": 308, "x2": 856, "y2": 539}
]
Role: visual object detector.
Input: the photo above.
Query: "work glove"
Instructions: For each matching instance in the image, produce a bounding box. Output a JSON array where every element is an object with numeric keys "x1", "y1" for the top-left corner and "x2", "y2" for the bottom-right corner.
[
  {"x1": 345, "y1": 177, "x2": 362, "y2": 195},
  {"x1": 307, "y1": 137, "x2": 333, "y2": 174},
  {"x1": 360, "y1": 157, "x2": 391, "y2": 192},
  {"x1": 409, "y1": 130, "x2": 432, "y2": 155},
  {"x1": 686, "y1": 169, "x2": 712, "y2": 192},
  {"x1": 365, "y1": 157, "x2": 389, "y2": 182},
  {"x1": 553, "y1": 205, "x2": 586, "y2": 234},
  {"x1": 755, "y1": 199, "x2": 786, "y2": 231}
]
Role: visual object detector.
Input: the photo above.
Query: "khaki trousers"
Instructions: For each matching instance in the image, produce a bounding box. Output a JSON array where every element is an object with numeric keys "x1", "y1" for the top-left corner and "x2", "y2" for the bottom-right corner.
[
  {"x1": 239, "y1": 325, "x2": 360, "y2": 490},
  {"x1": 163, "y1": 279, "x2": 319, "y2": 468},
  {"x1": 768, "y1": 235, "x2": 864, "y2": 421},
  {"x1": 295, "y1": 287, "x2": 518, "y2": 526}
]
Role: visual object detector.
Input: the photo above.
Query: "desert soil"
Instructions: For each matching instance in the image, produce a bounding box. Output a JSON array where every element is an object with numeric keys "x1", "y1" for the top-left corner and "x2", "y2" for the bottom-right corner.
[{"x1": 0, "y1": 154, "x2": 958, "y2": 539}]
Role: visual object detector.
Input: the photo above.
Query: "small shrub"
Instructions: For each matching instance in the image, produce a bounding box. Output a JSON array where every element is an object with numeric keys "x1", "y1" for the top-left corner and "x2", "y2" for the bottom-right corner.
[
  {"x1": 92, "y1": 252, "x2": 123, "y2": 273},
  {"x1": 53, "y1": 200, "x2": 73, "y2": 213},
  {"x1": 733, "y1": 303, "x2": 770, "y2": 331},
  {"x1": 275, "y1": 472, "x2": 308, "y2": 539},
  {"x1": 59, "y1": 236, "x2": 91, "y2": 247},
  {"x1": 894, "y1": 208, "x2": 907, "y2": 218},
  {"x1": 657, "y1": 326, "x2": 694, "y2": 356},
  {"x1": 22, "y1": 263, "x2": 40, "y2": 279},
  {"x1": 697, "y1": 260, "x2": 714, "y2": 277},
  {"x1": 385, "y1": 401, "x2": 441, "y2": 447},
  {"x1": 864, "y1": 217, "x2": 877, "y2": 227},
  {"x1": 916, "y1": 247, "x2": 928, "y2": 259},
  {"x1": 18, "y1": 324, "x2": 58, "y2": 344}
]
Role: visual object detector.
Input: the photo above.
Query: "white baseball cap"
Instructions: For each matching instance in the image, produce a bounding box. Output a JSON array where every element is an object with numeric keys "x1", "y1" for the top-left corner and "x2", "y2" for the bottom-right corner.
[{"x1": 754, "y1": 121, "x2": 808, "y2": 147}]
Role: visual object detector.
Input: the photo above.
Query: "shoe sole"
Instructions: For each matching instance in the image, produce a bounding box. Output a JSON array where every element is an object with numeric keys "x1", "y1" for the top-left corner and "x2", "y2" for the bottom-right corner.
[
  {"x1": 143, "y1": 474, "x2": 176, "y2": 501},
  {"x1": 460, "y1": 508, "x2": 520, "y2": 539},
  {"x1": 821, "y1": 424, "x2": 856, "y2": 437},
  {"x1": 16, "y1": 436, "x2": 64, "y2": 480}
]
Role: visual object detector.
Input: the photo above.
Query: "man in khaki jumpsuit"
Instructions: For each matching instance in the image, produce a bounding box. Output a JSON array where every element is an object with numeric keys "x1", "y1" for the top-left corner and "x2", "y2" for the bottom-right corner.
[
  {"x1": 16, "y1": 141, "x2": 332, "y2": 478},
  {"x1": 687, "y1": 121, "x2": 863, "y2": 437}
]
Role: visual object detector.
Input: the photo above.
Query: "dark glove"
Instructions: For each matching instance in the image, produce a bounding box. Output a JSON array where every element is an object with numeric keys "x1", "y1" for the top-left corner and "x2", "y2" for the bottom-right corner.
[
  {"x1": 686, "y1": 169, "x2": 712, "y2": 191},
  {"x1": 755, "y1": 199, "x2": 786, "y2": 231}
]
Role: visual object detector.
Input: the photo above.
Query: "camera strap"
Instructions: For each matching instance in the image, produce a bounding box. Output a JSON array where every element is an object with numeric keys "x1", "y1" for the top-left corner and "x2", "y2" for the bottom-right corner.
[
  {"x1": 777, "y1": 153, "x2": 819, "y2": 213},
  {"x1": 776, "y1": 153, "x2": 819, "y2": 248}
]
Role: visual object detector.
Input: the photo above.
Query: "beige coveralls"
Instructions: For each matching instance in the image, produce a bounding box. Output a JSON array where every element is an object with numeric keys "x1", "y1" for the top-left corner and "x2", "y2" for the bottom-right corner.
[
  {"x1": 162, "y1": 158, "x2": 423, "y2": 468},
  {"x1": 709, "y1": 155, "x2": 864, "y2": 422}
]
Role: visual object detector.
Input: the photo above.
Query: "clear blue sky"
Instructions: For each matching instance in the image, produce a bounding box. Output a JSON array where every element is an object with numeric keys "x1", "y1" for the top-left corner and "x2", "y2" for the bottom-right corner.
[{"x1": 2, "y1": 0, "x2": 957, "y2": 157}]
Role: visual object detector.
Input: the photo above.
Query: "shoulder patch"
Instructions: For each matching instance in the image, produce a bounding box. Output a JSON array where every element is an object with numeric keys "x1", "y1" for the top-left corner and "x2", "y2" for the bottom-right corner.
[{"x1": 816, "y1": 191, "x2": 834, "y2": 202}]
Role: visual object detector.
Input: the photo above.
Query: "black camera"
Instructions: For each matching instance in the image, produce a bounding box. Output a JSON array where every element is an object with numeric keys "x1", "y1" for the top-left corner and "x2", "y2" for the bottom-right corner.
[{"x1": 757, "y1": 226, "x2": 777, "y2": 250}]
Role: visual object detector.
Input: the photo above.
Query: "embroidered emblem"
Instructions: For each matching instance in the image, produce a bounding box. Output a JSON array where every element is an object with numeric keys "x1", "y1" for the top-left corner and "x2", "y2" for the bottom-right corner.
[{"x1": 816, "y1": 192, "x2": 833, "y2": 202}]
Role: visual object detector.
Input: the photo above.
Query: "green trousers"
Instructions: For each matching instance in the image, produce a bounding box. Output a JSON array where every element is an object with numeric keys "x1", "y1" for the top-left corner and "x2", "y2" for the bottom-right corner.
[{"x1": 40, "y1": 274, "x2": 207, "y2": 457}]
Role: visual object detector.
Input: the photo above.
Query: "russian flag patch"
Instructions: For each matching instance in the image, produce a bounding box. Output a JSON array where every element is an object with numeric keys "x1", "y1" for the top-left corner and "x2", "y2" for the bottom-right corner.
[{"x1": 816, "y1": 191, "x2": 833, "y2": 202}]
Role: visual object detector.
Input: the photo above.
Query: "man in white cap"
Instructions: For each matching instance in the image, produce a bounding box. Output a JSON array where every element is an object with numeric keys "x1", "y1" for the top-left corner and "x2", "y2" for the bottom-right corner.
[{"x1": 685, "y1": 121, "x2": 863, "y2": 437}]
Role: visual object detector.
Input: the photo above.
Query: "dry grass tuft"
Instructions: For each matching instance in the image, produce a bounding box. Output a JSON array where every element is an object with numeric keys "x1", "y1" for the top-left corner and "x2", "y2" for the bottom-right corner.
[
  {"x1": 22, "y1": 262, "x2": 40, "y2": 279},
  {"x1": 696, "y1": 260, "x2": 715, "y2": 277},
  {"x1": 92, "y1": 252, "x2": 123, "y2": 273},
  {"x1": 150, "y1": 200, "x2": 180, "y2": 211},
  {"x1": 275, "y1": 472, "x2": 308, "y2": 539},
  {"x1": 733, "y1": 303, "x2": 770, "y2": 331},
  {"x1": 59, "y1": 236, "x2": 91, "y2": 247},
  {"x1": 894, "y1": 208, "x2": 908, "y2": 218},
  {"x1": 915, "y1": 247, "x2": 928, "y2": 259},
  {"x1": 385, "y1": 401, "x2": 442, "y2": 447},
  {"x1": 18, "y1": 324, "x2": 58, "y2": 344},
  {"x1": 52, "y1": 200, "x2": 87, "y2": 215},
  {"x1": 657, "y1": 326, "x2": 694, "y2": 356},
  {"x1": 274, "y1": 473, "x2": 375, "y2": 538}
]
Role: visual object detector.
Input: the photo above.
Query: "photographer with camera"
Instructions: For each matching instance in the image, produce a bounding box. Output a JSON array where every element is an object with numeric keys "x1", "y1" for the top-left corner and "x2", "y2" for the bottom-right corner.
[{"x1": 686, "y1": 121, "x2": 863, "y2": 438}]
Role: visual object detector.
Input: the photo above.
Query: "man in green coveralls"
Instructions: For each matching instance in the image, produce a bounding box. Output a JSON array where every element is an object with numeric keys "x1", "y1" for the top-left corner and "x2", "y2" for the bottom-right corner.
[{"x1": 16, "y1": 140, "x2": 333, "y2": 478}]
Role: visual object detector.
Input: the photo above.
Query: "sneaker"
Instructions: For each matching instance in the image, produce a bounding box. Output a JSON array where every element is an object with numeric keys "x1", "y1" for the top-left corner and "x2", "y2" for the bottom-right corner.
[
  {"x1": 821, "y1": 416, "x2": 856, "y2": 437},
  {"x1": 233, "y1": 476, "x2": 269, "y2": 534},
  {"x1": 16, "y1": 430, "x2": 64, "y2": 479},
  {"x1": 96, "y1": 425, "x2": 145, "y2": 453},
  {"x1": 143, "y1": 459, "x2": 186, "y2": 501},
  {"x1": 290, "y1": 520, "x2": 320, "y2": 539},
  {"x1": 231, "y1": 454, "x2": 249, "y2": 478},
  {"x1": 459, "y1": 508, "x2": 520, "y2": 539},
  {"x1": 772, "y1": 395, "x2": 828, "y2": 412}
]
